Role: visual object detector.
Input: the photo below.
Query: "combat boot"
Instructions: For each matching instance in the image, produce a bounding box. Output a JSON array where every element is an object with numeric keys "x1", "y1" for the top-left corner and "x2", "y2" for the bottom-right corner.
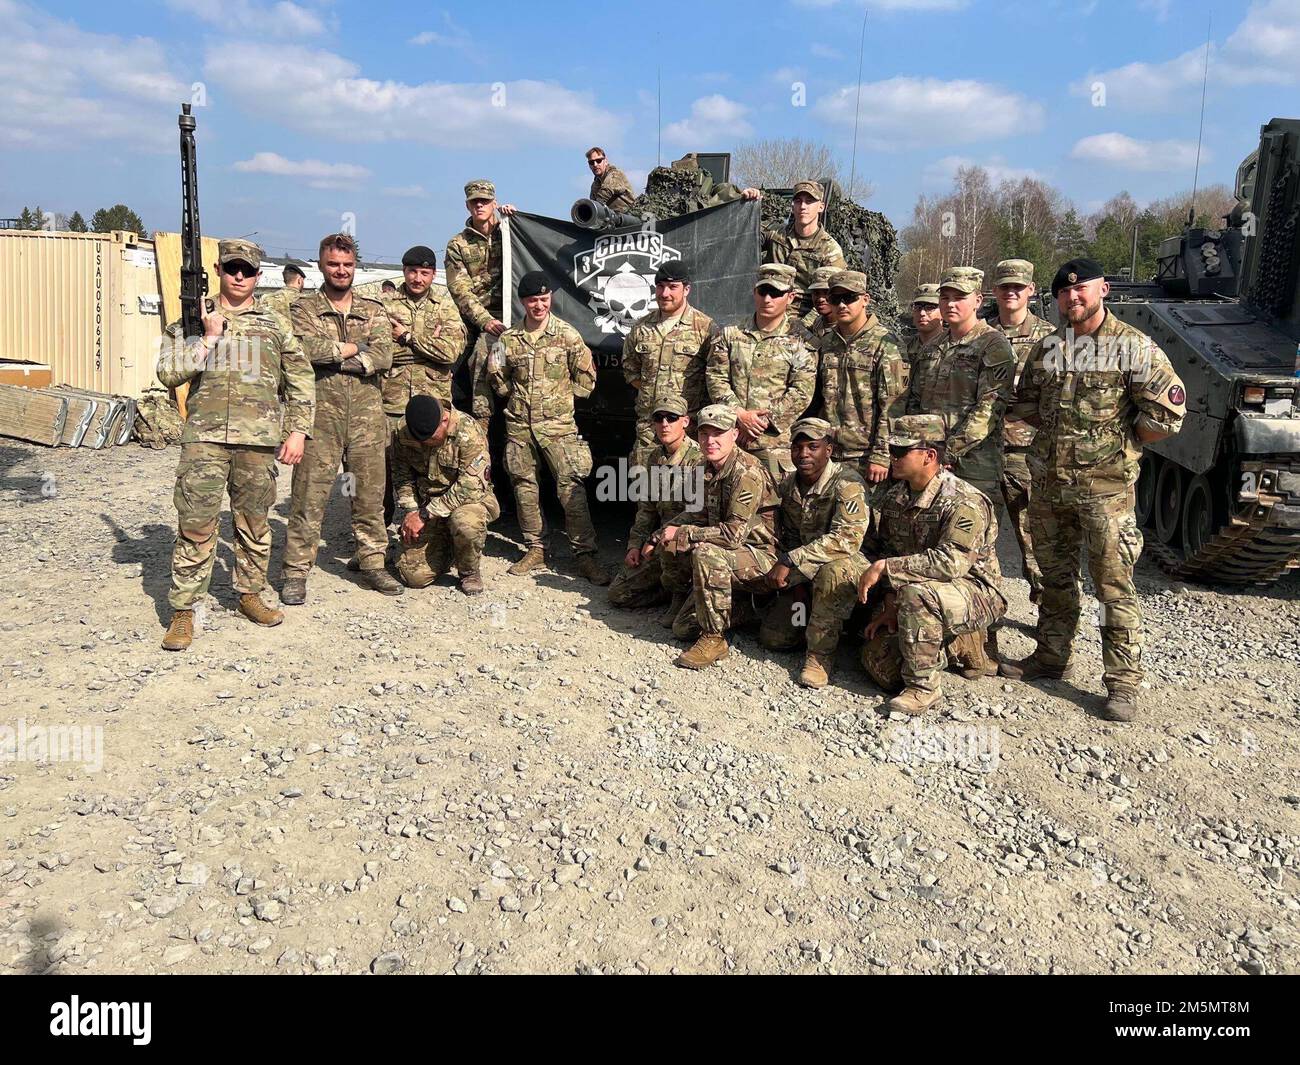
[
  {"x1": 360, "y1": 568, "x2": 404, "y2": 596},
  {"x1": 882, "y1": 687, "x2": 942, "y2": 716},
  {"x1": 280, "y1": 578, "x2": 307, "y2": 606},
  {"x1": 576, "y1": 553, "x2": 610, "y2": 586},
  {"x1": 798, "y1": 651, "x2": 833, "y2": 689},
  {"x1": 659, "y1": 593, "x2": 688, "y2": 628},
  {"x1": 951, "y1": 629, "x2": 998, "y2": 679},
  {"x1": 508, "y1": 546, "x2": 547, "y2": 576},
  {"x1": 460, "y1": 573, "x2": 484, "y2": 596},
  {"x1": 161, "y1": 610, "x2": 194, "y2": 651},
  {"x1": 237, "y1": 593, "x2": 283, "y2": 627},
  {"x1": 675, "y1": 634, "x2": 729, "y2": 670},
  {"x1": 999, "y1": 654, "x2": 1074, "y2": 681},
  {"x1": 1102, "y1": 688, "x2": 1139, "y2": 722}
]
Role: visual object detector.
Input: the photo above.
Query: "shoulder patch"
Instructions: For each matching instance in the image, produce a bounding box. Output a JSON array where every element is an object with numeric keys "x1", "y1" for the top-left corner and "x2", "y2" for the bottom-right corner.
[{"x1": 947, "y1": 500, "x2": 983, "y2": 551}]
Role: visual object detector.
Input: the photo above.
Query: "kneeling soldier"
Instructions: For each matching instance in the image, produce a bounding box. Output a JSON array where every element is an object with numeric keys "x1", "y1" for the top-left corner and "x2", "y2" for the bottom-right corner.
[
  {"x1": 391, "y1": 395, "x2": 498, "y2": 595},
  {"x1": 759, "y1": 418, "x2": 871, "y2": 689},
  {"x1": 643, "y1": 404, "x2": 779, "y2": 669},
  {"x1": 856, "y1": 414, "x2": 1007, "y2": 715},
  {"x1": 607, "y1": 395, "x2": 703, "y2": 622}
]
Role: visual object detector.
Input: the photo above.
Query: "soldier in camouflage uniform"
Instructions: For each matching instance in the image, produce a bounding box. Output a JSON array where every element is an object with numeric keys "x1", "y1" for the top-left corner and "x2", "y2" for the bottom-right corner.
[
  {"x1": 799, "y1": 267, "x2": 838, "y2": 340},
  {"x1": 706, "y1": 263, "x2": 817, "y2": 480},
  {"x1": 759, "y1": 418, "x2": 871, "y2": 688},
  {"x1": 586, "y1": 147, "x2": 637, "y2": 213},
  {"x1": 856, "y1": 415, "x2": 1007, "y2": 715},
  {"x1": 261, "y1": 263, "x2": 306, "y2": 319},
  {"x1": 391, "y1": 395, "x2": 499, "y2": 596},
  {"x1": 815, "y1": 270, "x2": 909, "y2": 485},
  {"x1": 488, "y1": 271, "x2": 608, "y2": 585},
  {"x1": 988, "y1": 259, "x2": 1053, "y2": 602},
  {"x1": 281, "y1": 232, "x2": 401, "y2": 603},
  {"x1": 380, "y1": 245, "x2": 468, "y2": 524},
  {"x1": 1001, "y1": 259, "x2": 1186, "y2": 721},
  {"x1": 644, "y1": 405, "x2": 780, "y2": 669},
  {"x1": 902, "y1": 283, "x2": 944, "y2": 364},
  {"x1": 155, "y1": 238, "x2": 315, "y2": 650},
  {"x1": 623, "y1": 259, "x2": 717, "y2": 456},
  {"x1": 607, "y1": 395, "x2": 702, "y2": 621},
  {"x1": 743, "y1": 180, "x2": 847, "y2": 315}
]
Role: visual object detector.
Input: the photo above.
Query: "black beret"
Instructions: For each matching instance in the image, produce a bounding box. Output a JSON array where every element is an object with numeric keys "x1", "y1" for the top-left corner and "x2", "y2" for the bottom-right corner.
[
  {"x1": 283, "y1": 263, "x2": 306, "y2": 280},
  {"x1": 654, "y1": 259, "x2": 691, "y2": 284},
  {"x1": 405, "y1": 394, "x2": 443, "y2": 440},
  {"x1": 401, "y1": 245, "x2": 437, "y2": 268},
  {"x1": 1051, "y1": 257, "x2": 1105, "y2": 296},
  {"x1": 518, "y1": 270, "x2": 551, "y2": 298}
]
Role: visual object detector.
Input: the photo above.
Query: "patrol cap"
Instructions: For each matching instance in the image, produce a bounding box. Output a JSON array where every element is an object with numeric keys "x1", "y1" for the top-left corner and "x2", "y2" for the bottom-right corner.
[
  {"x1": 695, "y1": 404, "x2": 738, "y2": 431},
  {"x1": 1051, "y1": 257, "x2": 1105, "y2": 296},
  {"x1": 912, "y1": 283, "x2": 940, "y2": 306},
  {"x1": 791, "y1": 180, "x2": 824, "y2": 202},
  {"x1": 807, "y1": 267, "x2": 840, "y2": 293},
  {"x1": 401, "y1": 245, "x2": 437, "y2": 268},
  {"x1": 283, "y1": 262, "x2": 306, "y2": 281},
  {"x1": 655, "y1": 259, "x2": 691, "y2": 284},
  {"x1": 755, "y1": 263, "x2": 797, "y2": 293},
  {"x1": 518, "y1": 270, "x2": 551, "y2": 298},
  {"x1": 889, "y1": 414, "x2": 946, "y2": 449},
  {"x1": 994, "y1": 259, "x2": 1035, "y2": 287},
  {"x1": 828, "y1": 269, "x2": 867, "y2": 295},
  {"x1": 939, "y1": 266, "x2": 983, "y2": 295},
  {"x1": 790, "y1": 417, "x2": 834, "y2": 442},
  {"x1": 651, "y1": 394, "x2": 689, "y2": 417},
  {"x1": 406, "y1": 394, "x2": 444, "y2": 441},
  {"x1": 218, "y1": 238, "x2": 262, "y2": 268},
  {"x1": 464, "y1": 179, "x2": 496, "y2": 201}
]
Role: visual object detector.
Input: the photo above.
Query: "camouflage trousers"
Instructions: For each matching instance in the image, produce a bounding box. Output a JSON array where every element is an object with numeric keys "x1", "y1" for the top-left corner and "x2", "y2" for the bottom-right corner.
[
  {"x1": 1029, "y1": 484, "x2": 1144, "y2": 691},
  {"x1": 861, "y1": 578, "x2": 1007, "y2": 693},
  {"x1": 168, "y1": 442, "x2": 277, "y2": 610},
  {"x1": 284, "y1": 373, "x2": 389, "y2": 577},
  {"x1": 1000, "y1": 449, "x2": 1042, "y2": 598},
  {"x1": 396, "y1": 502, "x2": 496, "y2": 587},
  {"x1": 608, "y1": 550, "x2": 691, "y2": 609},
  {"x1": 758, "y1": 555, "x2": 871, "y2": 655},
  {"x1": 665, "y1": 542, "x2": 779, "y2": 638},
  {"x1": 503, "y1": 429, "x2": 597, "y2": 555},
  {"x1": 745, "y1": 444, "x2": 792, "y2": 483},
  {"x1": 382, "y1": 361, "x2": 454, "y2": 417},
  {"x1": 468, "y1": 332, "x2": 495, "y2": 421}
]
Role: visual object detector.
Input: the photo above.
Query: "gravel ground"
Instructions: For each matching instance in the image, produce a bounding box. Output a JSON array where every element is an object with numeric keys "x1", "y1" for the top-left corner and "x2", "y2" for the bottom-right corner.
[{"x1": 1, "y1": 439, "x2": 1298, "y2": 975}]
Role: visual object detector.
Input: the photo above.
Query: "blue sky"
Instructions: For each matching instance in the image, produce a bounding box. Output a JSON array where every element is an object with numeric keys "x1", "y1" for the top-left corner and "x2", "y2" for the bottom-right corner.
[{"x1": 2, "y1": 0, "x2": 1295, "y2": 264}]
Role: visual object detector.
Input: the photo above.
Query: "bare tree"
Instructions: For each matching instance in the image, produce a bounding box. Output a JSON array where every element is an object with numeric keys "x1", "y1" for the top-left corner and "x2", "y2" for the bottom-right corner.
[{"x1": 732, "y1": 137, "x2": 873, "y2": 201}]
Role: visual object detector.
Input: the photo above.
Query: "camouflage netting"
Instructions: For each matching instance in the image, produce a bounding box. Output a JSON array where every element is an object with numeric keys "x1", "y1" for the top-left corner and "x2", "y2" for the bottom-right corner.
[
  {"x1": 133, "y1": 389, "x2": 184, "y2": 449},
  {"x1": 635, "y1": 168, "x2": 902, "y2": 326}
]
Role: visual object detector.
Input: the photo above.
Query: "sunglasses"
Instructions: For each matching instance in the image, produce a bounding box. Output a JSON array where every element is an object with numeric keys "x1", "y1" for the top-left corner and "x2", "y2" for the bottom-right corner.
[
  {"x1": 652, "y1": 411, "x2": 682, "y2": 424},
  {"x1": 828, "y1": 292, "x2": 862, "y2": 306},
  {"x1": 889, "y1": 443, "x2": 934, "y2": 458},
  {"x1": 588, "y1": 157, "x2": 605, "y2": 167},
  {"x1": 222, "y1": 261, "x2": 257, "y2": 278},
  {"x1": 755, "y1": 285, "x2": 786, "y2": 299}
]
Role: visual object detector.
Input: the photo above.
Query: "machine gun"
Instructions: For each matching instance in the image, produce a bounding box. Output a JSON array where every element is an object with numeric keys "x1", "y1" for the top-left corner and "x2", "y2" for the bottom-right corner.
[
  {"x1": 570, "y1": 198, "x2": 643, "y2": 231},
  {"x1": 178, "y1": 103, "x2": 207, "y2": 340}
]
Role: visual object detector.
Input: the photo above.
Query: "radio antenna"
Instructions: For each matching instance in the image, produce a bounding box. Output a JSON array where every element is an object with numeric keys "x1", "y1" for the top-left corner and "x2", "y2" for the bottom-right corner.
[
  {"x1": 847, "y1": 8, "x2": 868, "y2": 202},
  {"x1": 1189, "y1": 11, "x2": 1212, "y2": 226}
]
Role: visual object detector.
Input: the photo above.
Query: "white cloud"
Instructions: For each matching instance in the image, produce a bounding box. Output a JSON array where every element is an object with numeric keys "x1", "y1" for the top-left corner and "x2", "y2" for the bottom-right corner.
[
  {"x1": 815, "y1": 77, "x2": 1042, "y2": 149},
  {"x1": 233, "y1": 152, "x2": 371, "y2": 189},
  {"x1": 1069, "y1": 133, "x2": 1205, "y2": 172},
  {"x1": 662, "y1": 95, "x2": 753, "y2": 146},
  {"x1": 409, "y1": 11, "x2": 473, "y2": 52},
  {"x1": 923, "y1": 155, "x2": 1043, "y2": 187},
  {"x1": 166, "y1": 0, "x2": 326, "y2": 36},
  {"x1": 382, "y1": 185, "x2": 427, "y2": 198},
  {"x1": 203, "y1": 42, "x2": 621, "y2": 149}
]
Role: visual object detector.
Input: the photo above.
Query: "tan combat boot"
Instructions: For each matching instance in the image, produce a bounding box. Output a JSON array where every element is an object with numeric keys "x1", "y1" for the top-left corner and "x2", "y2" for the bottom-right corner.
[
  {"x1": 460, "y1": 572, "x2": 484, "y2": 596},
  {"x1": 659, "y1": 593, "x2": 688, "y2": 628},
  {"x1": 161, "y1": 610, "x2": 194, "y2": 651},
  {"x1": 1102, "y1": 688, "x2": 1138, "y2": 722},
  {"x1": 882, "y1": 687, "x2": 942, "y2": 716},
  {"x1": 675, "y1": 634, "x2": 729, "y2": 670},
  {"x1": 798, "y1": 651, "x2": 833, "y2": 689},
  {"x1": 576, "y1": 553, "x2": 610, "y2": 586},
  {"x1": 951, "y1": 629, "x2": 998, "y2": 679},
  {"x1": 508, "y1": 545, "x2": 547, "y2": 576},
  {"x1": 238, "y1": 593, "x2": 283, "y2": 627},
  {"x1": 999, "y1": 655, "x2": 1074, "y2": 681}
]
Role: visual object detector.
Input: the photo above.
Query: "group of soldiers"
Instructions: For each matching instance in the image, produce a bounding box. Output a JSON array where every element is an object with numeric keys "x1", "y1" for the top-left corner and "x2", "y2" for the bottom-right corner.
[{"x1": 154, "y1": 167, "x2": 1187, "y2": 723}]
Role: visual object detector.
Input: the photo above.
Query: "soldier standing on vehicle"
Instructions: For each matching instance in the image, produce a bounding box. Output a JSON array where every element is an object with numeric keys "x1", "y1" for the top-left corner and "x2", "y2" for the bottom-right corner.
[
  {"x1": 586, "y1": 147, "x2": 637, "y2": 213},
  {"x1": 281, "y1": 232, "x2": 401, "y2": 604},
  {"x1": 903, "y1": 284, "x2": 944, "y2": 364},
  {"x1": 740, "y1": 181, "x2": 846, "y2": 315},
  {"x1": 815, "y1": 269, "x2": 909, "y2": 486},
  {"x1": 156, "y1": 238, "x2": 315, "y2": 650},
  {"x1": 488, "y1": 271, "x2": 608, "y2": 585},
  {"x1": 1000, "y1": 258, "x2": 1186, "y2": 722},
  {"x1": 706, "y1": 263, "x2": 817, "y2": 481}
]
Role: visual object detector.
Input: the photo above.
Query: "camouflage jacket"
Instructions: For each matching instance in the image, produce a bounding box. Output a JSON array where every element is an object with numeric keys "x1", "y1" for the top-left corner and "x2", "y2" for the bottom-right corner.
[
  {"x1": 1014, "y1": 310, "x2": 1186, "y2": 497},
  {"x1": 706, "y1": 315, "x2": 817, "y2": 451},
  {"x1": 816, "y1": 314, "x2": 909, "y2": 468},
  {"x1": 290, "y1": 288, "x2": 394, "y2": 379},
  {"x1": 800, "y1": 308, "x2": 834, "y2": 341},
  {"x1": 391, "y1": 411, "x2": 499, "y2": 521},
  {"x1": 761, "y1": 222, "x2": 846, "y2": 309},
  {"x1": 380, "y1": 284, "x2": 467, "y2": 411},
  {"x1": 777, "y1": 460, "x2": 869, "y2": 579},
  {"x1": 445, "y1": 221, "x2": 502, "y2": 331},
  {"x1": 627, "y1": 435, "x2": 704, "y2": 550},
  {"x1": 907, "y1": 318, "x2": 1014, "y2": 483},
  {"x1": 902, "y1": 328, "x2": 942, "y2": 366},
  {"x1": 158, "y1": 297, "x2": 315, "y2": 448},
  {"x1": 260, "y1": 287, "x2": 300, "y2": 320},
  {"x1": 489, "y1": 313, "x2": 596, "y2": 443},
  {"x1": 590, "y1": 165, "x2": 636, "y2": 213},
  {"x1": 666, "y1": 447, "x2": 778, "y2": 553},
  {"x1": 622, "y1": 305, "x2": 716, "y2": 424},
  {"x1": 991, "y1": 310, "x2": 1053, "y2": 450},
  {"x1": 865, "y1": 470, "x2": 1002, "y2": 592}
]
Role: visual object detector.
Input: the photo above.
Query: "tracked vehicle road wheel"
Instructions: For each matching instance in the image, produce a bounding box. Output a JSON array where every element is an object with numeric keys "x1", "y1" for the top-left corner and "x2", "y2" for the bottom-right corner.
[
  {"x1": 1181, "y1": 474, "x2": 1216, "y2": 557},
  {"x1": 1153, "y1": 459, "x2": 1184, "y2": 546},
  {"x1": 1135, "y1": 454, "x2": 1156, "y2": 527}
]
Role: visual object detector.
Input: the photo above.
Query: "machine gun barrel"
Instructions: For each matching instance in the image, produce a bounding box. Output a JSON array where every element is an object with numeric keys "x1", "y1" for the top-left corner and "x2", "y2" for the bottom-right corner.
[
  {"x1": 570, "y1": 198, "x2": 643, "y2": 231},
  {"x1": 178, "y1": 103, "x2": 207, "y2": 339}
]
